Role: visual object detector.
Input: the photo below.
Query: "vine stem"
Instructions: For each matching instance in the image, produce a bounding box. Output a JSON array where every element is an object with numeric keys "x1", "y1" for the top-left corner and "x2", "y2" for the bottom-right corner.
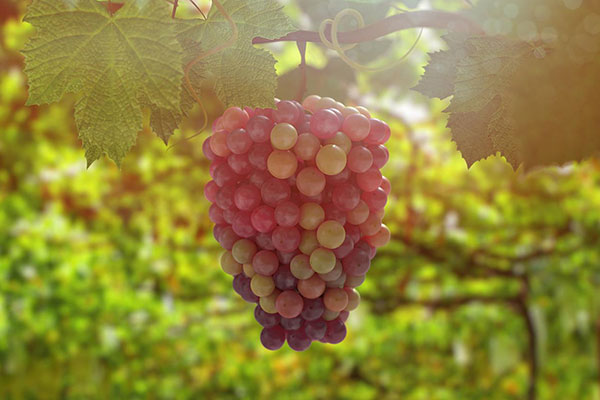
[
  {"x1": 597, "y1": 316, "x2": 600, "y2": 393},
  {"x1": 253, "y1": 10, "x2": 483, "y2": 45}
]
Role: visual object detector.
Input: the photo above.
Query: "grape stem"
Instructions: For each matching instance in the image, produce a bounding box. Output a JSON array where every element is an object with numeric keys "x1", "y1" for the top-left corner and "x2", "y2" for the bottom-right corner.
[{"x1": 253, "y1": 10, "x2": 483, "y2": 45}]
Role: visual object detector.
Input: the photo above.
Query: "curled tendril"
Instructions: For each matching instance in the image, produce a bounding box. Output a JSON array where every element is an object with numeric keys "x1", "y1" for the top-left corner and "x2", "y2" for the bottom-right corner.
[
  {"x1": 318, "y1": 8, "x2": 423, "y2": 72},
  {"x1": 169, "y1": 0, "x2": 239, "y2": 151}
]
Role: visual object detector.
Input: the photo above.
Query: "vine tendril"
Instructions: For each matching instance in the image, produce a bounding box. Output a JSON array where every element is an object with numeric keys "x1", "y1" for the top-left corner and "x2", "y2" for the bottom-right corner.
[
  {"x1": 318, "y1": 8, "x2": 423, "y2": 72},
  {"x1": 169, "y1": 0, "x2": 239, "y2": 151}
]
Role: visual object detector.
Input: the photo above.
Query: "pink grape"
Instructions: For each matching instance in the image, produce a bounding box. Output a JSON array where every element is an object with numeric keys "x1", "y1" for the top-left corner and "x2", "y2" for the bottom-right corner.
[
  {"x1": 326, "y1": 166, "x2": 351, "y2": 185},
  {"x1": 271, "y1": 226, "x2": 301, "y2": 253},
  {"x1": 248, "y1": 169, "x2": 271, "y2": 187},
  {"x1": 255, "y1": 305, "x2": 280, "y2": 328},
  {"x1": 252, "y1": 250, "x2": 279, "y2": 276},
  {"x1": 287, "y1": 329, "x2": 311, "y2": 351},
  {"x1": 380, "y1": 176, "x2": 392, "y2": 195},
  {"x1": 305, "y1": 319, "x2": 327, "y2": 340},
  {"x1": 276, "y1": 290, "x2": 304, "y2": 318},
  {"x1": 204, "y1": 180, "x2": 219, "y2": 203},
  {"x1": 248, "y1": 143, "x2": 272, "y2": 170},
  {"x1": 233, "y1": 274, "x2": 259, "y2": 303},
  {"x1": 250, "y1": 205, "x2": 276, "y2": 233},
  {"x1": 356, "y1": 168, "x2": 383, "y2": 192},
  {"x1": 209, "y1": 159, "x2": 224, "y2": 179},
  {"x1": 234, "y1": 184, "x2": 261, "y2": 211},
  {"x1": 226, "y1": 128, "x2": 253, "y2": 154},
  {"x1": 359, "y1": 213, "x2": 382, "y2": 237},
  {"x1": 209, "y1": 130, "x2": 230, "y2": 157},
  {"x1": 273, "y1": 100, "x2": 301, "y2": 124},
  {"x1": 277, "y1": 250, "x2": 297, "y2": 265},
  {"x1": 274, "y1": 201, "x2": 301, "y2": 227},
  {"x1": 332, "y1": 183, "x2": 361, "y2": 211},
  {"x1": 322, "y1": 203, "x2": 347, "y2": 225},
  {"x1": 362, "y1": 187, "x2": 388, "y2": 211},
  {"x1": 366, "y1": 224, "x2": 391, "y2": 248},
  {"x1": 347, "y1": 145, "x2": 373, "y2": 173},
  {"x1": 326, "y1": 272, "x2": 346, "y2": 288},
  {"x1": 330, "y1": 108, "x2": 344, "y2": 124},
  {"x1": 260, "y1": 325, "x2": 286, "y2": 350},
  {"x1": 333, "y1": 235, "x2": 354, "y2": 259},
  {"x1": 344, "y1": 223, "x2": 362, "y2": 244},
  {"x1": 222, "y1": 207, "x2": 238, "y2": 225},
  {"x1": 296, "y1": 167, "x2": 326, "y2": 197},
  {"x1": 244, "y1": 106, "x2": 255, "y2": 118},
  {"x1": 222, "y1": 107, "x2": 249, "y2": 131},
  {"x1": 342, "y1": 113, "x2": 370, "y2": 141},
  {"x1": 297, "y1": 274, "x2": 326, "y2": 299},
  {"x1": 324, "y1": 319, "x2": 347, "y2": 344},
  {"x1": 342, "y1": 248, "x2": 371, "y2": 276},
  {"x1": 267, "y1": 150, "x2": 298, "y2": 180},
  {"x1": 339, "y1": 310, "x2": 350, "y2": 322},
  {"x1": 364, "y1": 118, "x2": 391, "y2": 145},
  {"x1": 232, "y1": 211, "x2": 256, "y2": 238},
  {"x1": 216, "y1": 185, "x2": 235, "y2": 210},
  {"x1": 310, "y1": 109, "x2": 341, "y2": 139},
  {"x1": 345, "y1": 273, "x2": 365, "y2": 288},
  {"x1": 213, "y1": 163, "x2": 239, "y2": 187},
  {"x1": 255, "y1": 232, "x2": 275, "y2": 250},
  {"x1": 347, "y1": 200, "x2": 370, "y2": 225},
  {"x1": 209, "y1": 204, "x2": 225, "y2": 224},
  {"x1": 280, "y1": 316, "x2": 303, "y2": 331},
  {"x1": 323, "y1": 288, "x2": 349, "y2": 312},
  {"x1": 273, "y1": 265, "x2": 297, "y2": 291},
  {"x1": 227, "y1": 153, "x2": 252, "y2": 175},
  {"x1": 356, "y1": 106, "x2": 371, "y2": 118},
  {"x1": 302, "y1": 94, "x2": 321, "y2": 113},
  {"x1": 203, "y1": 137, "x2": 218, "y2": 161},
  {"x1": 294, "y1": 133, "x2": 320, "y2": 161},
  {"x1": 301, "y1": 297, "x2": 325, "y2": 321},
  {"x1": 370, "y1": 144, "x2": 389, "y2": 168},
  {"x1": 246, "y1": 115, "x2": 274, "y2": 143},
  {"x1": 261, "y1": 178, "x2": 291, "y2": 207}
]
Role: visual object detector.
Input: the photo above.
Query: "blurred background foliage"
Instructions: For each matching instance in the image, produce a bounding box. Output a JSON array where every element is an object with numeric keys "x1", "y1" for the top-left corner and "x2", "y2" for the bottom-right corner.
[{"x1": 0, "y1": 0, "x2": 599, "y2": 399}]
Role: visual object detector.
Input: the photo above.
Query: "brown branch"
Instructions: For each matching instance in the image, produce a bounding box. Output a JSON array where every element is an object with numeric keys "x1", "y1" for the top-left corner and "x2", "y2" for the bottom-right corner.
[
  {"x1": 597, "y1": 316, "x2": 600, "y2": 394},
  {"x1": 295, "y1": 41, "x2": 307, "y2": 102},
  {"x1": 366, "y1": 294, "x2": 521, "y2": 314},
  {"x1": 514, "y1": 295, "x2": 538, "y2": 400},
  {"x1": 253, "y1": 10, "x2": 483, "y2": 45}
]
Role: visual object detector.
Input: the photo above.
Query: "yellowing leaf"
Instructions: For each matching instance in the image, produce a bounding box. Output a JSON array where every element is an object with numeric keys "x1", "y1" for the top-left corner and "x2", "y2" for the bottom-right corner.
[{"x1": 22, "y1": 0, "x2": 184, "y2": 165}]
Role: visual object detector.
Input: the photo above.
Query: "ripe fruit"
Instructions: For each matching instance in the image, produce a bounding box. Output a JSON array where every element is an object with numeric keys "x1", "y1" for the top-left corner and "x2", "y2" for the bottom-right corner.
[{"x1": 204, "y1": 97, "x2": 391, "y2": 350}]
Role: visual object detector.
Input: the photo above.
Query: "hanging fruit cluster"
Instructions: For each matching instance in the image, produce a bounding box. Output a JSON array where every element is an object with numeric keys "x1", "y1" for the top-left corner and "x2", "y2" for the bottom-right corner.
[{"x1": 204, "y1": 95, "x2": 391, "y2": 351}]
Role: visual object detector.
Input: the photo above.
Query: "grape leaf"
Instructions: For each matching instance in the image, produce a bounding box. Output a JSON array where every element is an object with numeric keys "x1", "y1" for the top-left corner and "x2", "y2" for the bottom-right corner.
[
  {"x1": 22, "y1": 0, "x2": 183, "y2": 166},
  {"x1": 415, "y1": 0, "x2": 600, "y2": 170},
  {"x1": 415, "y1": 34, "x2": 533, "y2": 167},
  {"x1": 176, "y1": 0, "x2": 294, "y2": 109}
]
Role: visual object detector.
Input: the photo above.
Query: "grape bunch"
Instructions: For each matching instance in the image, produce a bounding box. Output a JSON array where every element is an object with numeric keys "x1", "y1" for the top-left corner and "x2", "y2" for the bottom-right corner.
[{"x1": 204, "y1": 95, "x2": 391, "y2": 351}]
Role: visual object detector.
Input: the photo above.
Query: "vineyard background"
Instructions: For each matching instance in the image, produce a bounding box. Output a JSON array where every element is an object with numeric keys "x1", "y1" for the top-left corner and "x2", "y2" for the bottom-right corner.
[{"x1": 1, "y1": 1, "x2": 600, "y2": 399}]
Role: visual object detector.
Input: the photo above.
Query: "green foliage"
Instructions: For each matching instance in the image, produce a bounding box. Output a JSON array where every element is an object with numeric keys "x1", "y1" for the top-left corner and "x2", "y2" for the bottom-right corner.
[
  {"x1": 22, "y1": 0, "x2": 184, "y2": 166},
  {"x1": 176, "y1": 0, "x2": 294, "y2": 109},
  {"x1": 21, "y1": 0, "x2": 294, "y2": 166},
  {"x1": 4, "y1": 2, "x2": 600, "y2": 399},
  {"x1": 416, "y1": 0, "x2": 600, "y2": 170}
]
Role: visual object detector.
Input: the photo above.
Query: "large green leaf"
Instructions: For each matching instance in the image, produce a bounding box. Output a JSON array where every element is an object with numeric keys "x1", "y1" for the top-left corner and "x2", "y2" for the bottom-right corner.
[
  {"x1": 414, "y1": 0, "x2": 600, "y2": 170},
  {"x1": 177, "y1": 0, "x2": 295, "y2": 109},
  {"x1": 22, "y1": 0, "x2": 184, "y2": 166}
]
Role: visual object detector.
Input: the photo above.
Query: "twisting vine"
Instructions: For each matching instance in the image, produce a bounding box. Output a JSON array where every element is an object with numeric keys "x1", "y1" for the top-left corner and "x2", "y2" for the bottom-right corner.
[
  {"x1": 318, "y1": 8, "x2": 423, "y2": 72},
  {"x1": 169, "y1": 0, "x2": 239, "y2": 150}
]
